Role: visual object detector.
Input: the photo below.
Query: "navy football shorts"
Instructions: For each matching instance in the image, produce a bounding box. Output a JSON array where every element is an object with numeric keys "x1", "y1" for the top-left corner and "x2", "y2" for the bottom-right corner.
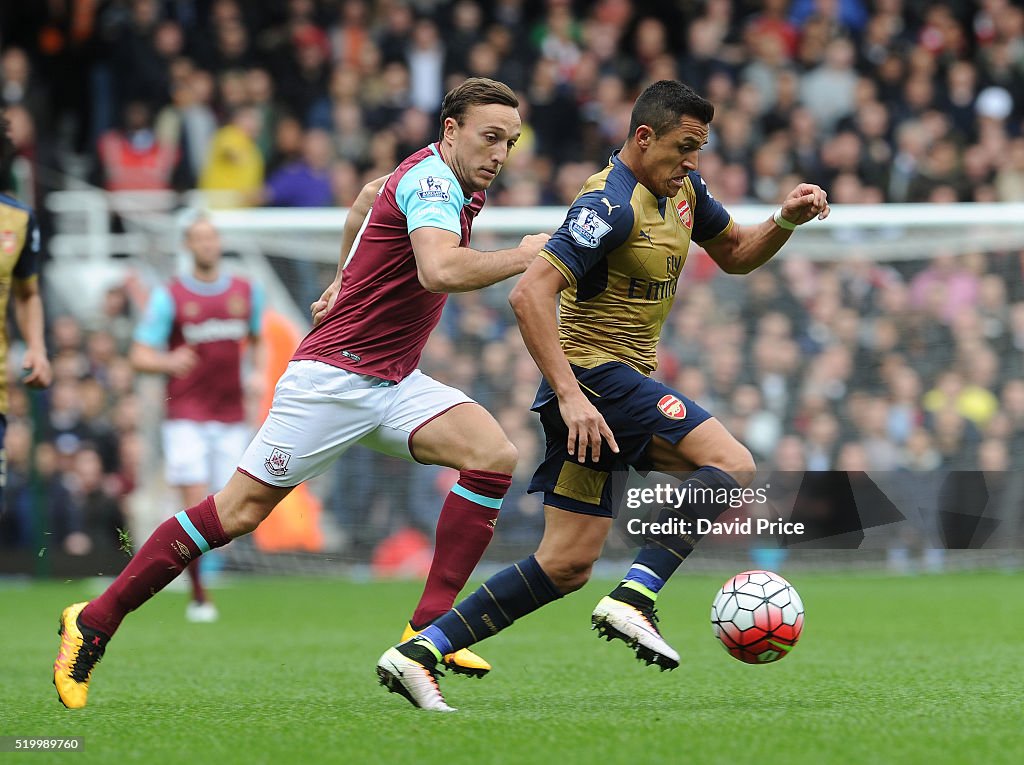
[{"x1": 528, "y1": 362, "x2": 712, "y2": 517}]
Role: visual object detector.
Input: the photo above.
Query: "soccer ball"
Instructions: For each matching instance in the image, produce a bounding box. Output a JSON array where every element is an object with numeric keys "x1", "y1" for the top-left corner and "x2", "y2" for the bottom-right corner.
[{"x1": 710, "y1": 570, "x2": 804, "y2": 664}]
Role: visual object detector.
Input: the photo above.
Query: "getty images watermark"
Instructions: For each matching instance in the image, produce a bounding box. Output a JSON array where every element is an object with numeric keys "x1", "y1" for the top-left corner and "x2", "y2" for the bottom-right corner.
[
  {"x1": 623, "y1": 482, "x2": 806, "y2": 538},
  {"x1": 611, "y1": 470, "x2": 1024, "y2": 550}
]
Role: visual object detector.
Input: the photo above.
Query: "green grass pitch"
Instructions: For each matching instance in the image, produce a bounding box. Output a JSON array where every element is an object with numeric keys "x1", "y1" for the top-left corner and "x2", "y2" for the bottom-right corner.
[{"x1": 4, "y1": 571, "x2": 1022, "y2": 764}]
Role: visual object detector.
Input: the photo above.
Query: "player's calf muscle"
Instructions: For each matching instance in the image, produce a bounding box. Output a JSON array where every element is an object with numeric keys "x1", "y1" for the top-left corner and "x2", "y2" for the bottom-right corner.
[
  {"x1": 535, "y1": 536, "x2": 603, "y2": 593},
  {"x1": 534, "y1": 552, "x2": 597, "y2": 593},
  {"x1": 217, "y1": 502, "x2": 268, "y2": 537},
  {"x1": 213, "y1": 478, "x2": 287, "y2": 537}
]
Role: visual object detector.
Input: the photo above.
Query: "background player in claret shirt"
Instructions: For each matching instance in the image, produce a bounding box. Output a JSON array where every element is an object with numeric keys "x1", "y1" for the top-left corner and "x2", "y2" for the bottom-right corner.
[
  {"x1": 378, "y1": 80, "x2": 830, "y2": 711},
  {"x1": 53, "y1": 77, "x2": 549, "y2": 709},
  {"x1": 0, "y1": 112, "x2": 52, "y2": 505},
  {"x1": 130, "y1": 215, "x2": 265, "y2": 623}
]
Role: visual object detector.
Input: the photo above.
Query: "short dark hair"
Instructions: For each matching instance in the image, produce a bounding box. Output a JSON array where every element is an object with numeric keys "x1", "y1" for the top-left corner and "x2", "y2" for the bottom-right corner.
[
  {"x1": 628, "y1": 80, "x2": 715, "y2": 137},
  {"x1": 0, "y1": 113, "x2": 14, "y2": 191},
  {"x1": 438, "y1": 77, "x2": 519, "y2": 139}
]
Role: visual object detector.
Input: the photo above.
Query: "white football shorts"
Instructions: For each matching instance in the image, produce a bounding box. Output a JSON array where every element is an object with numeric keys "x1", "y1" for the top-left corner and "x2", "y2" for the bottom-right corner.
[
  {"x1": 162, "y1": 419, "x2": 252, "y2": 489},
  {"x1": 237, "y1": 360, "x2": 473, "y2": 487}
]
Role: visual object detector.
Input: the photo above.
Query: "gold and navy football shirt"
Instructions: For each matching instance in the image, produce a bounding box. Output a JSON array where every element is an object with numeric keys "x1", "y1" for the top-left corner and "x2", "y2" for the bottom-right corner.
[
  {"x1": 0, "y1": 192, "x2": 41, "y2": 412},
  {"x1": 540, "y1": 152, "x2": 733, "y2": 376}
]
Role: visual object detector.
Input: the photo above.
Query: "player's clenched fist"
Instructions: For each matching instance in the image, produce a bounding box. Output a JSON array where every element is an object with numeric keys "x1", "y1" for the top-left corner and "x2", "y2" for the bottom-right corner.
[
  {"x1": 779, "y1": 183, "x2": 830, "y2": 225},
  {"x1": 520, "y1": 233, "x2": 550, "y2": 251},
  {"x1": 517, "y1": 233, "x2": 550, "y2": 271}
]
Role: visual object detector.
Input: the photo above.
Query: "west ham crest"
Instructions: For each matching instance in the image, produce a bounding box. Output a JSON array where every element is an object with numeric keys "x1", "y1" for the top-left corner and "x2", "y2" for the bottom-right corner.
[{"x1": 265, "y1": 448, "x2": 292, "y2": 476}]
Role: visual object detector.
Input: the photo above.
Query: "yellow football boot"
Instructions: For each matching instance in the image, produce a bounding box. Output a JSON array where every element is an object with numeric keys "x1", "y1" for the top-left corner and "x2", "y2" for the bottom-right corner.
[
  {"x1": 53, "y1": 602, "x2": 109, "y2": 709},
  {"x1": 401, "y1": 622, "x2": 491, "y2": 678}
]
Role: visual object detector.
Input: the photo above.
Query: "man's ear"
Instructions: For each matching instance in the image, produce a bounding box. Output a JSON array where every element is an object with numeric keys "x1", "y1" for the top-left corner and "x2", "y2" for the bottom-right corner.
[
  {"x1": 442, "y1": 116, "x2": 458, "y2": 143},
  {"x1": 634, "y1": 125, "x2": 653, "y2": 149}
]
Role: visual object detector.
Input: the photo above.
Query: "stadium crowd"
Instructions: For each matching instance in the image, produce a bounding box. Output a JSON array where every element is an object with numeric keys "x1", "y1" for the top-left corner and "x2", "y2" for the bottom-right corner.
[{"x1": 2, "y1": 0, "x2": 1024, "y2": 558}]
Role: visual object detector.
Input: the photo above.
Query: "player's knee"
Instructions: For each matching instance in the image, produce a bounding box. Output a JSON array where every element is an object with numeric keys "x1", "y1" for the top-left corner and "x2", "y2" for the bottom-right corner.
[
  {"x1": 467, "y1": 437, "x2": 518, "y2": 473},
  {"x1": 492, "y1": 439, "x2": 519, "y2": 472},
  {"x1": 712, "y1": 447, "x2": 756, "y2": 488}
]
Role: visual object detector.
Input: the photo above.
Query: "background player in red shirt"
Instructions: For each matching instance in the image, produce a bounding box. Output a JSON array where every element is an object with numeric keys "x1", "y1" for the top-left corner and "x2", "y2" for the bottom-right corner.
[
  {"x1": 53, "y1": 77, "x2": 549, "y2": 709},
  {"x1": 130, "y1": 214, "x2": 264, "y2": 623}
]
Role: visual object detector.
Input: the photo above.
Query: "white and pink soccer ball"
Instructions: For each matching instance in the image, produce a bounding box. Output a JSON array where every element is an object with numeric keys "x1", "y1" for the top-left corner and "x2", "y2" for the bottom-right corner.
[{"x1": 711, "y1": 570, "x2": 805, "y2": 664}]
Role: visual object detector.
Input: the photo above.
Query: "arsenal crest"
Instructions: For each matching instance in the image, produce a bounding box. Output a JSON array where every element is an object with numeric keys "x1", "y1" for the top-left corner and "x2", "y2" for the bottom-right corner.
[
  {"x1": 675, "y1": 199, "x2": 693, "y2": 230},
  {"x1": 657, "y1": 394, "x2": 687, "y2": 420},
  {"x1": 0, "y1": 230, "x2": 17, "y2": 255}
]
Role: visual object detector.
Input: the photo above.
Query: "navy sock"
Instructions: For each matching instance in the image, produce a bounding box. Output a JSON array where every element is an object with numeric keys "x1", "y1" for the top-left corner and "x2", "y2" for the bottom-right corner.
[
  {"x1": 623, "y1": 466, "x2": 740, "y2": 595},
  {"x1": 420, "y1": 555, "x2": 562, "y2": 655}
]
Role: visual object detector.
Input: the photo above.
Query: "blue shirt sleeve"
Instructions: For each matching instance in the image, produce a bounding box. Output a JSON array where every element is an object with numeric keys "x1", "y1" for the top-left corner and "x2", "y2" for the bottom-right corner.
[
  {"x1": 689, "y1": 171, "x2": 732, "y2": 244},
  {"x1": 12, "y1": 209, "x2": 41, "y2": 280},
  {"x1": 249, "y1": 281, "x2": 265, "y2": 336},
  {"x1": 541, "y1": 190, "x2": 634, "y2": 283},
  {"x1": 133, "y1": 286, "x2": 176, "y2": 348},
  {"x1": 394, "y1": 158, "x2": 465, "y2": 237}
]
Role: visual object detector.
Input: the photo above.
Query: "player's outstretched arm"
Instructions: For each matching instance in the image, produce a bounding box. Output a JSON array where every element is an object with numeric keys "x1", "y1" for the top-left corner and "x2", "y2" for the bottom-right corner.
[
  {"x1": 703, "y1": 183, "x2": 830, "y2": 275},
  {"x1": 130, "y1": 341, "x2": 198, "y2": 378},
  {"x1": 311, "y1": 174, "x2": 390, "y2": 327},
  {"x1": 412, "y1": 228, "x2": 550, "y2": 293},
  {"x1": 509, "y1": 259, "x2": 619, "y2": 463}
]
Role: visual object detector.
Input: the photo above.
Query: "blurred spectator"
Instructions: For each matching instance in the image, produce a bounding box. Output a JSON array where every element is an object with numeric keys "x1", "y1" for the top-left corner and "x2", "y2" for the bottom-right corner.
[
  {"x1": 995, "y1": 137, "x2": 1024, "y2": 201},
  {"x1": 245, "y1": 67, "x2": 289, "y2": 166},
  {"x1": 155, "y1": 68, "x2": 218, "y2": 190},
  {"x1": 265, "y1": 114, "x2": 305, "y2": 175},
  {"x1": 886, "y1": 366, "x2": 923, "y2": 445},
  {"x1": 97, "y1": 101, "x2": 178, "y2": 191},
  {"x1": 109, "y1": 0, "x2": 165, "y2": 108},
  {"x1": 2, "y1": 105, "x2": 41, "y2": 206},
  {"x1": 198, "y1": 104, "x2": 264, "y2": 206},
  {"x1": 0, "y1": 419, "x2": 37, "y2": 547},
  {"x1": 1, "y1": 47, "x2": 51, "y2": 140},
  {"x1": 67, "y1": 444, "x2": 126, "y2": 555},
  {"x1": 900, "y1": 427, "x2": 941, "y2": 472},
  {"x1": 202, "y1": 17, "x2": 253, "y2": 73},
  {"x1": 804, "y1": 411, "x2": 840, "y2": 471},
  {"x1": 328, "y1": 0, "x2": 371, "y2": 70},
  {"x1": 527, "y1": 58, "x2": 581, "y2": 162},
  {"x1": 364, "y1": 60, "x2": 412, "y2": 131},
  {"x1": 910, "y1": 253, "x2": 980, "y2": 323},
  {"x1": 407, "y1": 18, "x2": 445, "y2": 114},
  {"x1": 800, "y1": 37, "x2": 858, "y2": 133},
  {"x1": 281, "y1": 23, "x2": 331, "y2": 123},
  {"x1": 931, "y1": 407, "x2": 979, "y2": 470},
  {"x1": 445, "y1": 0, "x2": 486, "y2": 76},
  {"x1": 263, "y1": 128, "x2": 333, "y2": 207}
]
